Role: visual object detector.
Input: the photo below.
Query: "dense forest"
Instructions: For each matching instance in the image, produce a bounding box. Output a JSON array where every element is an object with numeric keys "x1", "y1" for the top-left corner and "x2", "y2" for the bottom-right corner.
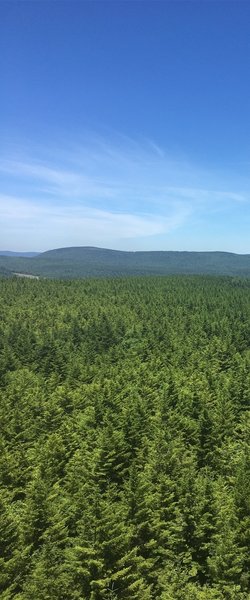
[
  {"x1": 1, "y1": 247, "x2": 250, "y2": 278},
  {"x1": 0, "y1": 275, "x2": 250, "y2": 599}
]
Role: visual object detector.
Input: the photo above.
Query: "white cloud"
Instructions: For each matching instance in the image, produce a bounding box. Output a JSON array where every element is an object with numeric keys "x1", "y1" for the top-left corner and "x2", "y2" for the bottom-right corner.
[
  {"x1": 0, "y1": 133, "x2": 249, "y2": 251},
  {"x1": 0, "y1": 192, "x2": 188, "y2": 251}
]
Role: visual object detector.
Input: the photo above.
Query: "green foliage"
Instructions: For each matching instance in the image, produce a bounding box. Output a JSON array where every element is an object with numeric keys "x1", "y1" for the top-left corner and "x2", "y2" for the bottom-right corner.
[
  {"x1": 1, "y1": 247, "x2": 250, "y2": 278},
  {"x1": 0, "y1": 275, "x2": 249, "y2": 598}
]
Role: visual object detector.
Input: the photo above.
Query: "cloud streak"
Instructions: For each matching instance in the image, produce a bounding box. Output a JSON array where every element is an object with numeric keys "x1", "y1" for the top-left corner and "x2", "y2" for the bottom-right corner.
[
  {"x1": 0, "y1": 133, "x2": 249, "y2": 251},
  {"x1": 0, "y1": 192, "x2": 187, "y2": 251}
]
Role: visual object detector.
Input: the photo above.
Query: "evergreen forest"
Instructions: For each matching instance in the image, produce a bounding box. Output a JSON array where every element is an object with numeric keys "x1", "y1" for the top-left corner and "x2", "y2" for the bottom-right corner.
[
  {"x1": 0, "y1": 275, "x2": 250, "y2": 600},
  {"x1": 1, "y1": 247, "x2": 250, "y2": 279}
]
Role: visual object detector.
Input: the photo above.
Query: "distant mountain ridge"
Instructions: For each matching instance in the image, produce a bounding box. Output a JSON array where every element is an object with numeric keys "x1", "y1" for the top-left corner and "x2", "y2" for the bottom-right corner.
[
  {"x1": 0, "y1": 251, "x2": 40, "y2": 257},
  {"x1": 0, "y1": 246, "x2": 250, "y2": 278}
]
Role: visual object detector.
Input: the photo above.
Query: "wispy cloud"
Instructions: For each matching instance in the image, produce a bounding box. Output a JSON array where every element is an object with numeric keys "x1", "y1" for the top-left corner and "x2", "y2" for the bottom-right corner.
[
  {"x1": 0, "y1": 133, "x2": 249, "y2": 251},
  {"x1": 0, "y1": 192, "x2": 187, "y2": 251}
]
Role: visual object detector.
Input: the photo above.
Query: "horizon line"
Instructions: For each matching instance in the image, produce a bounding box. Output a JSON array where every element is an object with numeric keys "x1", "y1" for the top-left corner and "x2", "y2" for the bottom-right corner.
[{"x1": 1, "y1": 246, "x2": 250, "y2": 257}]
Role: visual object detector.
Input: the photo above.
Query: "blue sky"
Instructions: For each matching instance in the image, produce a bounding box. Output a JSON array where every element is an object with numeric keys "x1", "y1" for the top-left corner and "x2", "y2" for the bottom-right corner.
[{"x1": 1, "y1": 1, "x2": 250, "y2": 252}]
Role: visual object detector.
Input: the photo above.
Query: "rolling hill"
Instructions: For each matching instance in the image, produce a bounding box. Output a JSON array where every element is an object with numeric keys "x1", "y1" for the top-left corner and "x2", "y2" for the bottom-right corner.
[
  {"x1": 0, "y1": 251, "x2": 39, "y2": 257},
  {"x1": 0, "y1": 246, "x2": 250, "y2": 278}
]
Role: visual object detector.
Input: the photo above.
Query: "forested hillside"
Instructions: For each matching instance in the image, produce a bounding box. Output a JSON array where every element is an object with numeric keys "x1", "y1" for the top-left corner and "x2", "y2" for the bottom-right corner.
[
  {"x1": 0, "y1": 275, "x2": 250, "y2": 599},
  {"x1": 1, "y1": 247, "x2": 250, "y2": 278}
]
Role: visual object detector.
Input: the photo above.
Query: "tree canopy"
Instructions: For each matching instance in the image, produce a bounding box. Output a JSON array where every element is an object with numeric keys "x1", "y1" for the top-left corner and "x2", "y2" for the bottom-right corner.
[{"x1": 0, "y1": 275, "x2": 249, "y2": 599}]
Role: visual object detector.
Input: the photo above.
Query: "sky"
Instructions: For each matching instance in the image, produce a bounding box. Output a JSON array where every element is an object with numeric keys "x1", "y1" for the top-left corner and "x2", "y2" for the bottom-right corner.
[{"x1": 0, "y1": 0, "x2": 250, "y2": 253}]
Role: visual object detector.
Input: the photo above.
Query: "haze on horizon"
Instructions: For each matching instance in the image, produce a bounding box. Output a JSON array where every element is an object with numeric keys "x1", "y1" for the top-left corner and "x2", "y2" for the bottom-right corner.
[{"x1": 1, "y1": 1, "x2": 250, "y2": 254}]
